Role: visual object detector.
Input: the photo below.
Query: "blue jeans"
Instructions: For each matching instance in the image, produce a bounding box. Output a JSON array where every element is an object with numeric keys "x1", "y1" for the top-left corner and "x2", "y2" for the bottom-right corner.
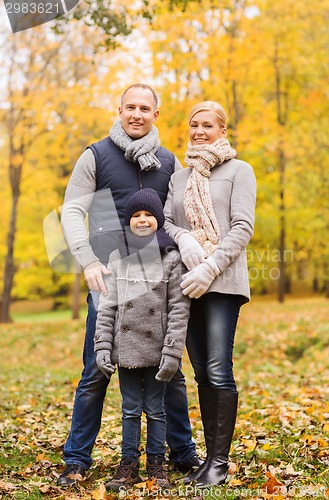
[
  {"x1": 186, "y1": 293, "x2": 242, "y2": 391},
  {"x1": 119, "y1": 366, "x2": 166, "y2": 460},
  {"x1": 63, "y1": 292, "x2": 196, "y2": 470}
]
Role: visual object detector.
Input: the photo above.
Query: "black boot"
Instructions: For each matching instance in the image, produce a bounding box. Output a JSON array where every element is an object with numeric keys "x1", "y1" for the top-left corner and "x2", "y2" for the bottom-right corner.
[
  {"x1": 184, "y1": 385, "x2": 214, "y2": 484},
  {"x1": 196, "y1": 389, "x2": 238, "y2": 487}
]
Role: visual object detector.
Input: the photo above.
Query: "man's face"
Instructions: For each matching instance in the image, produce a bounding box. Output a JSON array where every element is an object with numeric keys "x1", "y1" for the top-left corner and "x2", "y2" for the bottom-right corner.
[{"x1": 119, "y1": 87, "x2": 159, "y2": 139}]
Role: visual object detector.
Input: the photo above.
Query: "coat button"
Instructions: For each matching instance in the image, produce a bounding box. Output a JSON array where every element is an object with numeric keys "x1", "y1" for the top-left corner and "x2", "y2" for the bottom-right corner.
[
  {"x1": 149, "y1": 307, "x2": 155, "y2": 315},
  {"x1": 121, "y1": 326, "x2": 129, "y2": 333},
  {"x1": 126, "y1": 302, "x2": 133, "y2": 309}
]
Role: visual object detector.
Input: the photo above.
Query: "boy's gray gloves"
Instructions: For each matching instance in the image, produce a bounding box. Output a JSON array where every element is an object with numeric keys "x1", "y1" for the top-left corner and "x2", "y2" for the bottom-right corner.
[
  {"x1": 175, "y1": 232, "x2": 207, "y2": 270},
  {"x1": 155, "y1": 354, "x2": 180, "y2": 382},
  {"x1": 96, "y1": 350, "x2": 116, "y2": 379},
  {"x1": 180, "y1": 256, "x2": 220, "y2": 299}
]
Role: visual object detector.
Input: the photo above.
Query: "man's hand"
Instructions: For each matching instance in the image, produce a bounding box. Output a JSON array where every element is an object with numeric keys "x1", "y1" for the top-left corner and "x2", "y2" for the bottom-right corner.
[{"x1": 84, "y1": 261, "x2": 111, "y2": 295}]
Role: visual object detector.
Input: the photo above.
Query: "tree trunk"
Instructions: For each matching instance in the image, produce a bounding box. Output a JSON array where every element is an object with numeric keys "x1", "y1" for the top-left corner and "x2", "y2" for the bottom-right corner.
[
  {"x1": 1, "y1": 188, "x2": 20, "y2": 323},
  {"x1": 0, "y1": 133, "x2": 23, "y2": 323},
  {"x1": 278, "y1": 147, "x2": 286, "y2": 303},
  {"x1": 274, "y1": 39, "x2": 288, "y2": 304}
]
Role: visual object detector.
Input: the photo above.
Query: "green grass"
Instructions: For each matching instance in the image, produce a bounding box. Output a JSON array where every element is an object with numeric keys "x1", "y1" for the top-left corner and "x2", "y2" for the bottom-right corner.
[
  {"x1": 1, "y1": 296, "x2": 329, "y2": 499},
  {"x1": 12, "y1": 307, "x2": 88, "y2": 323}
]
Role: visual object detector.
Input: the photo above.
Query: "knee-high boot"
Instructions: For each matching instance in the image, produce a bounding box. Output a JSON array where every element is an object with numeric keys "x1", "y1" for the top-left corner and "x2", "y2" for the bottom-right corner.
[
  {"x1": 195, "y1": 389, "x2": 238, "y2": 487},
  {"x1": 184, "y1": 385, "x2": 215, "y2": 484}
]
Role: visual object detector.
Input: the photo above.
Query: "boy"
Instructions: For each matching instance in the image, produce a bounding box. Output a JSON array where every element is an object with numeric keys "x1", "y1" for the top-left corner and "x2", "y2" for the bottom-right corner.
[{"x1": 94, "y1": 188, "x2": 190, "y2": 491}]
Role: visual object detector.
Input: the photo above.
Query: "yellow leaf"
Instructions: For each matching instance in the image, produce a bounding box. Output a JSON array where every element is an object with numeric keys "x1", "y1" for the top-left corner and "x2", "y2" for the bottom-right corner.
[
  {"x1": 229, "y1": 478, "x2": 243, "y2": 485},
  {"x1": 306, "y1": 404, "x2": 316, "y2": 415},
  {"x1": 300, "y1": 434, "x2": 316, "y2": 444},
  {"x1": 242, "y1": 438, "x2": 257, "y2": 451},
  {"x1": 189, "y1": 410, "x2": 200, "y2": 419},
  {"x1": 322, "y1": 423, "x2": 329, "y2": 434},
  {"x1": 92, "y1": 482, "x2": 107, "y2": 500},
  {"x1": 318, "y1": 438, "x2": 328, "y2": 447}
]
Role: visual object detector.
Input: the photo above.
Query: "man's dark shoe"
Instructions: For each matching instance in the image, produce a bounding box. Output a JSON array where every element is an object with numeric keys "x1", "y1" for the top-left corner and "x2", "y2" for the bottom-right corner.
[
  {"x1": 147, "y1": 456, "x2": 170, "y2": 489},
  {"x1": 57, "y1": 464, "x2": 86, "y2": 486},
  {"x1": 106, "y1": 458, "x2": 142, "y2": 492},
  {"x1": 172, "y1": 454, "x2": 204, "y2": 473}
]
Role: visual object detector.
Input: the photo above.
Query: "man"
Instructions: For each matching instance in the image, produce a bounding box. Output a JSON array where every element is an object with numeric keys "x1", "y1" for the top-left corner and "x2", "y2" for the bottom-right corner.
[{"x1": 58, "y1": 83, "x2": 201, "y2": 486}]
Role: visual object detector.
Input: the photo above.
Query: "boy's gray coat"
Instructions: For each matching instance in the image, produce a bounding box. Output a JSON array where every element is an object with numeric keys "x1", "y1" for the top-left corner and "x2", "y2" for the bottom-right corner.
[{"x1": 94, "y1": 244, "x2": 190, "y2": 368}]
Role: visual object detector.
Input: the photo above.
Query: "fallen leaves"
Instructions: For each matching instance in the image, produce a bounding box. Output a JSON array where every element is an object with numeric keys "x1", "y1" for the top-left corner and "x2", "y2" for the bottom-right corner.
[
  {"x1": 0, "y1": 480, "x2": 17, "y2": 493},
  {"x1": 1, "y1": 298, "x2": 329, "y2": 498}
]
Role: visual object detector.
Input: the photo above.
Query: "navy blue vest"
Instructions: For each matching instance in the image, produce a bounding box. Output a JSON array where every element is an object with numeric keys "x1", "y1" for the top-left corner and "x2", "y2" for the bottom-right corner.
[{"x1": 87, "y1": 137, "x2": 175, "y2": 264}]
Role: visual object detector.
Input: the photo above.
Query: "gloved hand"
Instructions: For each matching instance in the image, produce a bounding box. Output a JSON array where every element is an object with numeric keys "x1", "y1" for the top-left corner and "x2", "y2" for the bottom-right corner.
[
  {"x1": 180, "y1": 256, "x2": 220, "y2": 299},
  {"x1": 155, "y1": 354, "x2": 180, "y2": 382},
  {"x1": 175, "y1": 232, "x2": 207, "y2": 270},
  {"x1": 96, "y1": 350, "x2": 116, "y2": 379}
]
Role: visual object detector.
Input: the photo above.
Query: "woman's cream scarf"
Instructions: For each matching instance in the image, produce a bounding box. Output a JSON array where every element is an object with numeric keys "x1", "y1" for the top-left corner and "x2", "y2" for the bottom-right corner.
[{"x1": 184, "y1": 138, "x2": 236, "y2": 255}]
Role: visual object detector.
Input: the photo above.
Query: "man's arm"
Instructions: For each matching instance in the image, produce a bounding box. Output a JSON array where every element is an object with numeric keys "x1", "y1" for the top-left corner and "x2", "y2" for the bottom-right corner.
[{"x1": 61, "y1": 148, "x2": 110, "y2": 294}]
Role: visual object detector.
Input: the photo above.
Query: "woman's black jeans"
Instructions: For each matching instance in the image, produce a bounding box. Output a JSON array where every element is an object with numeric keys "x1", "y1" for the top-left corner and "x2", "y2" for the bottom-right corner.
[{"x1": 186, "y1": 292, "x2": 242, "y2": 390}]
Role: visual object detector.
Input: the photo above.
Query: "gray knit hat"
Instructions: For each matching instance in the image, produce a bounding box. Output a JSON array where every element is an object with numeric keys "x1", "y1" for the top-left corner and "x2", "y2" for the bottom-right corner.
[{"x1": 124, "y1": 188, "x2": 165, "y2": 228}]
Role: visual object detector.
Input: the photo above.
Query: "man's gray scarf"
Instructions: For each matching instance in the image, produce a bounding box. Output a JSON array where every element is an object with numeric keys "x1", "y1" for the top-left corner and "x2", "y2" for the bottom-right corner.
[{"x1": 109, "y1": 119, "x2": 161, "y2": 171}]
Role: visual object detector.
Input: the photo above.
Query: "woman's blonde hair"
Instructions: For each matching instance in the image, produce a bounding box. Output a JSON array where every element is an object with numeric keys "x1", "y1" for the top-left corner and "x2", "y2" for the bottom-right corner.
[{"x1": 188, "y1": 101, "x2": 228, "y2": 129}]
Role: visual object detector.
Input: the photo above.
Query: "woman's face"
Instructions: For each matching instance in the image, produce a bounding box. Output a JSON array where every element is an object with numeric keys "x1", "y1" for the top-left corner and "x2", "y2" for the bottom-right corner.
[{"x1": 189, "y1": 110, "x2": 226, "y2": 146}]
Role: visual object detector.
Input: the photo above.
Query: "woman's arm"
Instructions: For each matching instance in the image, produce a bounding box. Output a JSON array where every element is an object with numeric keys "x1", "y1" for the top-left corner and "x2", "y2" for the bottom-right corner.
[
  {"x1": 211, "y1": 162, "x2": 256, "y2": 273},
  {"x1": 164, "y1": 177, "x2": 207, "y2": 269}
]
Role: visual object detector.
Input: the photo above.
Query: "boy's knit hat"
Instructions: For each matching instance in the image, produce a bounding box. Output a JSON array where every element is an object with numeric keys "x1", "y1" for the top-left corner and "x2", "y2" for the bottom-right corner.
[{"x1": 124, "y1": 188, "x2": 165, "y2": 228}]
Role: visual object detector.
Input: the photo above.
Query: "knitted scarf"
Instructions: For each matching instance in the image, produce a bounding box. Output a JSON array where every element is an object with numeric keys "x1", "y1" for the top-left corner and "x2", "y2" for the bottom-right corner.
[
  {"x1": 184, "y1": 138, "x2": 236, "y2": 255},
  {"x1": 109, "y1": 119, "x2": 161, "y2": 171}
]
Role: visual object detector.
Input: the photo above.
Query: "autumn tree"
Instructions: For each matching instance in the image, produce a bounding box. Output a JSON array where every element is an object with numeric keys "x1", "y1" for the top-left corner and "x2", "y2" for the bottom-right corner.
[
  {"x1": 0, "y1": 30, "x2": 66, "y2": 322},
  {"x1": 144, "y1": 0, "x2": 329, "y2": 298}
]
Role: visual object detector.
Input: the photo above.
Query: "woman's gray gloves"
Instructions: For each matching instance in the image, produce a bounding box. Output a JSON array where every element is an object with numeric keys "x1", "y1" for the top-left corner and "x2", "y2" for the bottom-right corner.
[
  {"x1": 175, "y1": 231, "x2": 207, "y2": 270},
  {"x1": 180, "y1": 256, "x2": 220, "y2": 299},
  {"x1": 155, "y1": 354, "x2": 180, "y2": 382},
  {"x1": 96, "y1": 350, "x2": 116, "y2": 379}
]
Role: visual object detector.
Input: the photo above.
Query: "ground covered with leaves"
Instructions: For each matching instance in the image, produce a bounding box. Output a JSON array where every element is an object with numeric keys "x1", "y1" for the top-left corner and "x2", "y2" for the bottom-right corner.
[{"x1": 1, "y1": 297, "x2": 328, "y2": 499}]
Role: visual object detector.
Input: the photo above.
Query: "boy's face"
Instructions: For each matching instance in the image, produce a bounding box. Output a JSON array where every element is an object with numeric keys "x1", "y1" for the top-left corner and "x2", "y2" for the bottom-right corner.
[{"x1": 130, "y1": 210, "x2": 158, "y2": 237}]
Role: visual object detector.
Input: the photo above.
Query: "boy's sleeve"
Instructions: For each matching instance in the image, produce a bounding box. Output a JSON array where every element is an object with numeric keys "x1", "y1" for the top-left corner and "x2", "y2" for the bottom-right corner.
[
  {"x1": 162, "y1": 253, "x2": 190, "y2": 359},
  {"x1": 94, "y1": 261, "x2": 118, "y2": 354}
]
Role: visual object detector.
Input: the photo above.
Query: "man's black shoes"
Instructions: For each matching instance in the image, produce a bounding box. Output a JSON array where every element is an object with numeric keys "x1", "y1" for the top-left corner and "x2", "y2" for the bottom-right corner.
[
  {"x1": 57, "y1": 464, "x2": 86, "y2": 486},
  {"x1": 172, "y1": 454, "x2": 204, "y2": 474}
]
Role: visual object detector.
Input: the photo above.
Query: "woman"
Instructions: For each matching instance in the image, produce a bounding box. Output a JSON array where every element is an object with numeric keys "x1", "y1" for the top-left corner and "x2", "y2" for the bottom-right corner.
[{"x1": 164, "y1": 101, "x2": 256, "y2": 487}]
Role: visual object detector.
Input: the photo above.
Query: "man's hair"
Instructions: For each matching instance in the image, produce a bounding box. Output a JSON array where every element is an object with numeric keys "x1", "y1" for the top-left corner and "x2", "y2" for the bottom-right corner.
[{"x1": 121, "y1": 83, "x2": 159, "y2": 109}]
